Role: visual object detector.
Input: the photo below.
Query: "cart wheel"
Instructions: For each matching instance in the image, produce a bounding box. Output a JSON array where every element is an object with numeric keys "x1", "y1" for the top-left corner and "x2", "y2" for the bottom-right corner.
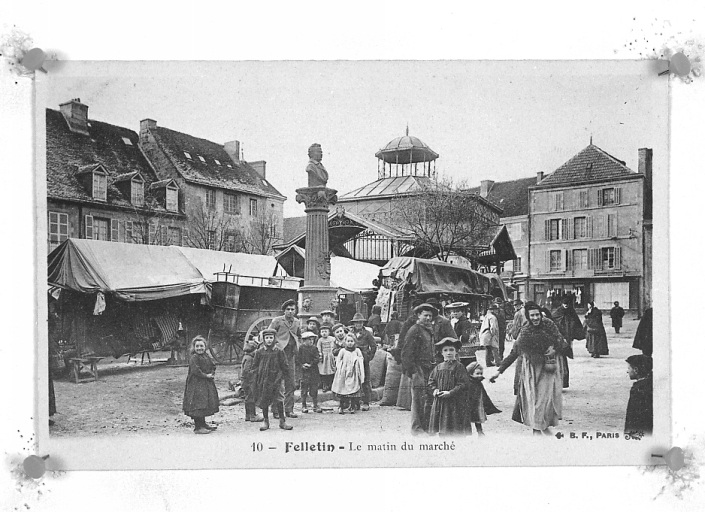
[
  {"x1": 245, "y1": 317, "x2": 274, "y2": 346},
  {"x1": 208, "y1": 328, "x2": 243, "y2": 364}
]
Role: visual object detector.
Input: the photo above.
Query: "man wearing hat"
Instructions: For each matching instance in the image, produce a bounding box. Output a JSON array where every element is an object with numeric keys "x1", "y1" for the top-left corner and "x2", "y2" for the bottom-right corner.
[
  {"x1": 267, "y1": 299, "x2": 301, "y2": 418},
  {"x1": 509, "y1": 299, "x2": 528, "y2": 340},
  {"x1": 351, "y1": 312, "x2": 377, "y2": 410},
  {"x1": 493, "y1": 297, "x2": 507, "y2": 360},
  {"x1": 480, "y1": 303, "x2": 501, "y2": 367},
  {"x1": 319, "y1": 309, "x2": 336, "y2": 328},
  {"x1": 624, "y1": 354, "x2": 653, "y2": 435},
  {"x1": 610, "y1": 301, "x2": 625, "y2": 334},
  {"x1": 552, "y1": 294, "x2": 583, "y2": 388},
  {"x1": 446, "y1": 302, "x2": 475, "y2": 362},
  {"x1": 401, "y1": 303, "x2": 438, "y2": 434},
  {"x1": 427, "y1": 298, "x2": 455, "y2": 349}
]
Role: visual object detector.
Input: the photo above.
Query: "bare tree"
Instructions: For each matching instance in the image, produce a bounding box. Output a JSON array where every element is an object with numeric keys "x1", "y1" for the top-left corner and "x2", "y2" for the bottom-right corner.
[
  {"x1": 394, "y1": 176, "x2": 498, "y2": 265},
  {"x1": 129, "y1": 192, "x2": 165, "y2": 245},
  {"x1": 187, "y1": 206, "x2": 242, "y2": 252},
  {"x1": 241, "y1": 209, "x2": 280, "y2": 255}
]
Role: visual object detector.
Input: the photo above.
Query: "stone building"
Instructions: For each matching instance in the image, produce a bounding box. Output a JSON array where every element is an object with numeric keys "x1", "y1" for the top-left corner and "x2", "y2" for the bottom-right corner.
[
  {"x1": 528, "y1": 143, "x2": 651, "y2": 311},
  {"x1": 138, "y1": 119, "x2": 286, "y2": 254},
  {"x1": 46, "y1": 99, "x2": 187, "y2": 253}
]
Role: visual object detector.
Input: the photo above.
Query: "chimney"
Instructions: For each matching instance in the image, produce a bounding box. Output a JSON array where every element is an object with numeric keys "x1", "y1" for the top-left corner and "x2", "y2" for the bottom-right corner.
[
  {"x1": 59, "y1": 98, "x2": 89, "y2": 135},
  {"x1": 140, "y1": 118, "x2": 157, "y2": 142},
  {"x1": 249, "y1": 160, "x2": 266, "y2": 179},
  {"x1": 480, "y1": 180, "x2": 494, "y2": 198},
  {"x1": 638, "y1": 148, "x2": 653, "y2": 220},
  {"x1": 224, "y1": 141, "x2": 241, "y2": 164},
  {"x1": 536, "y1": 171, "x2": 544, "y2": 184}
]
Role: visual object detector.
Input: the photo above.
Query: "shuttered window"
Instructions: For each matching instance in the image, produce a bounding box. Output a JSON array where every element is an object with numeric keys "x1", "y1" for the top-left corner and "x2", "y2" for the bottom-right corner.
[
  {"x1": 574, "y1": 217, "x2": 587, "y2": 238},
  {"x1": 598, "y1": 187, "x2": 622, "y2": 206},
  {"x1": 607, "y1": 214, "x2": 618, "y2": 237},
  {"x1": 579, "y1": 190, "x2": 589, "y2": 208},
  {"x1": 111, "y1": 219, "x2": 119, "y2": 241},
  {"x1": 549, "y1": 250, "x2": 562, "y2": 272},
  {"x1": 85, "y1": 215, "x2": 94, "y2": 239}
]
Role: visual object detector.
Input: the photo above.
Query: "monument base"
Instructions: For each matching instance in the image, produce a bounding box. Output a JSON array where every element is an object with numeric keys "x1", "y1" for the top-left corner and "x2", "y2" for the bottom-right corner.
[{"x1": 298, "y1": 286, "x2": 339, "y2": 323}]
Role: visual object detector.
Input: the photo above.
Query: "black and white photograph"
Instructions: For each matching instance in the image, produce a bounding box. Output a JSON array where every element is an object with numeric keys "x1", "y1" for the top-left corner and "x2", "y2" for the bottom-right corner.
[{"x1": 33, "y1": 60, "x2": 667, "y2": 469}]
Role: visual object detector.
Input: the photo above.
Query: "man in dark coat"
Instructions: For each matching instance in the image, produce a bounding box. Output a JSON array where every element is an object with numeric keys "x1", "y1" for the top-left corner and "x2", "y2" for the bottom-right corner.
[
  {"x1": 268, "y1": 299, "x2": 301, "y2": 418},
  {"x1": 427, "y1": 298, "x2": 455, "y2": 363},
  {"x1": 610, "y1": 301, "x2": 625, "y2": 334},
  {"x1": 447, "y1": 302, "x2": 476, "y2": 362},
  {"x1": 351, "y1": 312, "x2": 377, "y2": 410},
  {"x1": 401, "y1": 303, "x2": 437, "y2": 434},
  {"x1": 551, "y1": 295, "x2": 583, "y2": 388},
  {"x1": 624, "y1": 354, "x2": 653, "y2": 435},
  {"x1": 633, "y1": 307, "x2": 653, "y2": 356}
]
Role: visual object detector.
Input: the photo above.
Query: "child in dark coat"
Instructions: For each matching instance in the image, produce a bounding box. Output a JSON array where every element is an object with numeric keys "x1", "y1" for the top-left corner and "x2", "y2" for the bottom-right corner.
[
  {"x1": 625, "y1": 354, "x2": 653, "y2": 436},
  {"x1": 183, "y1": 336, "x2": 220, "y2": 434},
  {"x1": 428, "y1": 337, "x2": 469, "y2": 436},
  {"x1": 464, "y1": 362, "x2": 501, "y2": 435},
  {"x1": 241, "y1": 342, "x2": 263, "y2": 422},
  {"x1": 252, "y1": 328, "x2": 293, "y2": 431},
  {"x1": 299, "y1": 331, "x2": 322, "y2": 413}
]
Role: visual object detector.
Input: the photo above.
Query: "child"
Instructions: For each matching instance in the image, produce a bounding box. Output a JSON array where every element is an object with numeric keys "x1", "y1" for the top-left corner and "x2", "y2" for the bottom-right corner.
[
  {"x1": 182, "y1": 336, "x2": 220, "y2": 434},
  {"x1": 464, "y1": 362, "x2": 501, "y2": 435},
  {"x1": 299, "y1": 331, "x2": 322, "y2": 413},
  {"x1": 252, "y1": 328, "x2": 293, "y2": 431},
  {"x1": 428, "y1": 337, "x2": 469, "y2": 436},
  {"x1": 317, "y1": 323, "x2": 337, "y2": 392},
  {"x1": 241, "y1": 342, "x2": 263, "y2": 422},
  {"x1": 331, "y1": 322, "x2": 347, "y2": 357},
  {"x1": 331, "y1": 333, "x2": 365, "y2": 414},
  {"x1": 305, "y1": 316, "x2": 321, "y2": 336},
  {"x1": 624, "y1": 354, "x2": 653, "y2": 436}
]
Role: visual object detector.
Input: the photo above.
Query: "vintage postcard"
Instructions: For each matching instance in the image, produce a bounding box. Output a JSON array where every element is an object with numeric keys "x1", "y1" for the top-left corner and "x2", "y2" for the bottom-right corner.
[{"x1": 35, "y1": 60, "x2": 668, "y2": 469}]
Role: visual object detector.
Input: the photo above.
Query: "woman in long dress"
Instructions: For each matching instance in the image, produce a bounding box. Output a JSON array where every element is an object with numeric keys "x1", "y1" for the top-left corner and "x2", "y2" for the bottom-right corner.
[
  {"x1": 490, "y1": 302, "x2": 566, "y2": 435},
  {"x1": 584, "y1": 302, "x2": 609, "y2": 358}
]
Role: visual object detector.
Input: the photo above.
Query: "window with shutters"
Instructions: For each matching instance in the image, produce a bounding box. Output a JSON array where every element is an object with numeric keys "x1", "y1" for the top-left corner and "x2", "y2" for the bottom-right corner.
[
  {"x1": 131, "y1": 179, "x2": 144, "y2": 206},
  {"x1": 93, "y1": 217, "x2": 109, "y2": 241},
  {"x1": 549, "y1": 191, "x2": 564, "y2": 211},
  {"x1": 574, "y1": 217, "x2": 587, "y2": 238},
  {"x1": 111, "y1": 219, "x2": 119, "y2": 241},
  {"x1": 513, "y1": 257, "x2": 522, "y2": 273},
  {"x1": 579, "y1": 190, "x2": 589, "y2": 208},
  {"x1": 599, "y1": 187, "x2": 621, "y2": 206},
  {"x1": 168, "y1": 227, "x2": 182, "y2": 246},
  {"x1": 224, "y1": 193, "x2": 240, "y2": 214},
  {"x1": 601, "y1": 247, "x2": 621, "y2": 269},
  {"x1": 549, "y1": 250, "x2": 562, "y2": 272},
  {"x1": 572, "y1": 249, "x2": 588, "y2": 270},
  {"x1": 48, "y1": 212, "x2": 69, "y2": 252},
  {"x1": 92, "y1": 173, "x2": 107, "y2": 201},
  {"x1": 607, "y1": 214, "x2": 617, "y2": 237},
  {"x1": 205, "y1": 189, "x2": 216, "y2": 210},
  {"x1": 547, "y1": 219, "x2": 562, "y2": 240}
]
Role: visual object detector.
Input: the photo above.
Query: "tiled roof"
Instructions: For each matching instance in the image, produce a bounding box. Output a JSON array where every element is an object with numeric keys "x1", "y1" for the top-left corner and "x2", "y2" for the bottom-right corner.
[
  {"x1": 283, "y1": 216, "x2": 308, "y2": 244},
  {"x1": 149, "y1": 179, "x2": 176, "y2": 189},
  {"x1": 535, "y1": 144, "x2": 640, "y2": 188},
  {"x1": 46, "y1": 109, "x2": 175, "y2": 213},
  {"x1": 338, "y1": 175, "x2": 433, "y2": 200},
  {"x1": 465, "y1": 176, "x2": 535, "y2": 218},
  {"x1": 113, "y1": 171, "x2": 141, "y2": 183},
  {"x1": 149, "y1": 126, "x2": 285, "y2": 199}
]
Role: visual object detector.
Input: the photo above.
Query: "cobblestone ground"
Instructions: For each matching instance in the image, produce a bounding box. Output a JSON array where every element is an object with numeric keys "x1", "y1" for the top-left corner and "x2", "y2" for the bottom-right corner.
[{"x1": 51, "y1": 316, "x2": 643, "y2": 437}]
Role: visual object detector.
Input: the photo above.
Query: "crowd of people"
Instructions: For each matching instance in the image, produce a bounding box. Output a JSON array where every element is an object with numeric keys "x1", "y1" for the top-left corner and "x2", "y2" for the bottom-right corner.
[{"x1": 179, "y1": 295, "x2": 655, "y2": 437}]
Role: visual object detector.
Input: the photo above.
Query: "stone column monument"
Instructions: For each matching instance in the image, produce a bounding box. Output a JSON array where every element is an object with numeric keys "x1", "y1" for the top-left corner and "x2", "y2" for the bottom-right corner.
[{"x1": 295, "y1": 143, "x2": 338, "y2": 321}]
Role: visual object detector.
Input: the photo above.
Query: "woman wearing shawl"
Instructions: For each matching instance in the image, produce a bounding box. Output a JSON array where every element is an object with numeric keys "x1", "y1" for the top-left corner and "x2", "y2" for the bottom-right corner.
[
  {"x1": 551, "y1": 295, "x2": 583, "y2": 388},
  {"x1": 584, "y1": 302, "x2": 609, "y2": 358},
  {"x1": 490, "y1": 302, "x2": 567, "y2": 435}
]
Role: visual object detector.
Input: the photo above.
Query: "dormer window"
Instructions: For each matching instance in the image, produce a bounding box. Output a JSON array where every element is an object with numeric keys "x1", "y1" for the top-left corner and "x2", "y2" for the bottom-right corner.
[
  {"x1": 131, "y1": 176, "x2": 145, "y2": 206},
  {"x1": 93, "y1": 173, "x2": 107, "y2": 201},
  {"x1": 184, "y1": 151, "x2": 192, "y2": 159},
  {"x1": 122, "y1": 137, "x2": 133, "y2": 146},
  {"x1": 166, "y1": 184, "x2": 178, "y2": 212},
  {"x1": 198, "y1": 155, "x2": 206, "y2": 163},
  {"x1": 148, "y1": 179, "x2": 180, "y2": 213}
]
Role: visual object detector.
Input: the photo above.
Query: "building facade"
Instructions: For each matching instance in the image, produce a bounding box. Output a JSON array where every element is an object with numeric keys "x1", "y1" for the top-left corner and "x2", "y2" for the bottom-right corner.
[
  {"x1": 528, "y1": 144, "x2": 650, "y2": 311},
  {"x1": 138, "y1": 119, "x2": 286, "y2": 254},
  {"x1": 46, "y1": 100, "x2": 187, "y2": 254}
]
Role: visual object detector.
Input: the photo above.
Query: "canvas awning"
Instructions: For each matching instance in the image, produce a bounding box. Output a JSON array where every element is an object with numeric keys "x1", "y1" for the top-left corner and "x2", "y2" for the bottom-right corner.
[
  {"x1": 379, "y1": 256, "x2": 498, "y2": 298},
  {"x1": 48, "y1": 239, "x2": 207, "y2": 301},
  {"x1": 174, "y1": 246, "x2": 287, "y2": 282}
]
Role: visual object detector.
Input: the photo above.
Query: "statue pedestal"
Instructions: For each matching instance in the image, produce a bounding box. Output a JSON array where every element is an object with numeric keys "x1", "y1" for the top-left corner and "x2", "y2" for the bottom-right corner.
[{"x1": 295, "y1": 186, "x2": 338, "y2": 322}]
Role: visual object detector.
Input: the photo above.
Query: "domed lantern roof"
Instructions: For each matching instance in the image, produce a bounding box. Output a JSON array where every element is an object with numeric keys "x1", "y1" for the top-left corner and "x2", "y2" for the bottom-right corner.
[{"x1": 375, "y1": 127, "x2": 439, "y2": 165}]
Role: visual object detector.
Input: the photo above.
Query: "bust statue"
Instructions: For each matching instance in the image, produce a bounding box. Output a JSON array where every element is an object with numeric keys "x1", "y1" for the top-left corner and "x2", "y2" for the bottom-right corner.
[{"x1": 306, "y1": 143, "x2": 329, "y2": 187}]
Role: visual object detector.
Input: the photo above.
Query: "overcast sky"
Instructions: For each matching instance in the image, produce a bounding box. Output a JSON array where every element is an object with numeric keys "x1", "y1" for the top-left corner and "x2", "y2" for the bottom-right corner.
[{"x1": 42, "y1": 60, "x2": 668, "y2": 217}]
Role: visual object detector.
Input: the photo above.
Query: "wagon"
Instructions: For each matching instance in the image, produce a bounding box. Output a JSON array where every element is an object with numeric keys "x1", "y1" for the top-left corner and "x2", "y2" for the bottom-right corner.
[{"x1": 207, "y1": 269, "x2": 299, "y2": 363}]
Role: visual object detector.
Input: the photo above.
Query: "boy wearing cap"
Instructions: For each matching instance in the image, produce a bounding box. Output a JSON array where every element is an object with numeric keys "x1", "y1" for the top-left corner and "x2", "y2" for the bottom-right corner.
[
  {"x1": 268, "y1": 299, "x2": 301, "y2": 418},
  {"x1": 351, "y1": 312, "x2": 377, "y2": 411},
  {"x1": 402, "y1": 303, "x2": 437, "y2": 434},
  {"x1": 625, "y1": 354, "x2": 653, "y2": 435},
  {"x1": 252, "y1": 328, "x2": 293, "y2": 431},
  {"x1": 299, "y1": 331, "x2": 322, "y2": 413},
  {"x1": 428, "y1": 337, "x2": 469, "y2": 436}
]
